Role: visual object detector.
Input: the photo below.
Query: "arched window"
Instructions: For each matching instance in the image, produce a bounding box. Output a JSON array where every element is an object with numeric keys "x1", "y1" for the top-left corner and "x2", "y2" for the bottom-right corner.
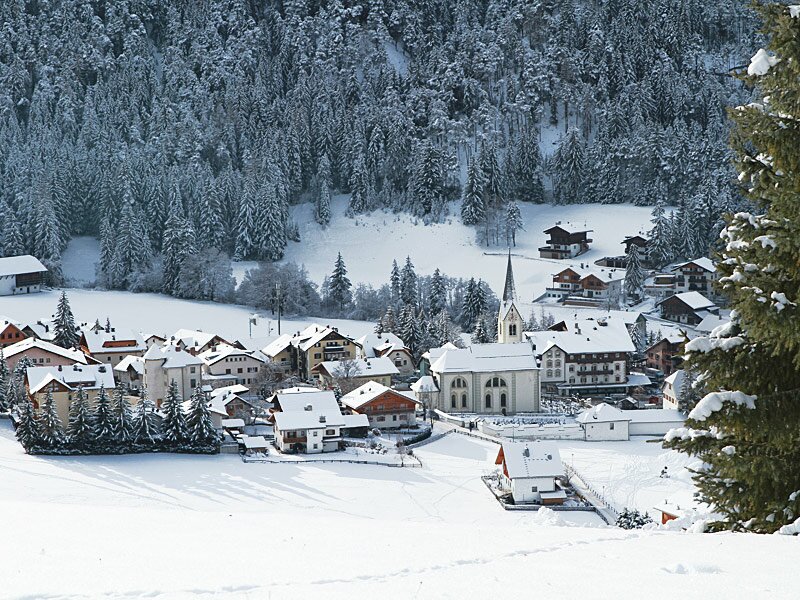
[
  {"x1": 461, "y1": 393, "x2": 467, "y2": 408},
  {"x1": 546, "y1": 369, "x2": 553, "y2": 377},
  {"x1": 451, "y1": 377, "x2": 468, "y2": 389},
  {"x1": 451, "y1": 394, "x2": 456, "y2": 408},
  {"x1": 509, "y1": 324, "x2": 517, "y2": 336},
  {"x1": 554, "y1": 369, "x2": 561, "y2": 378},
  {"x1": 500, "y1": 393, "x2": 507, "y2": 408},
  {"x1": 485, "y1": 377, "x2": 508, "y2": 388},
  {"x1": 485, "y1": 394, "x2": 492, "y2": 409}
]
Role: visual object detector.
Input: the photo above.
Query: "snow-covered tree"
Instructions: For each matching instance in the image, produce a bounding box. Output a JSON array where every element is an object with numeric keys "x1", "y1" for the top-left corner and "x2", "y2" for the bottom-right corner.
[
  {"x1": 505, "y1": 201, "x2": 524, "y2": 247},
  {"x1": 161, "y1": 380, "x2": 189, "y2": 448},
  {"x1": 93, "y1": 386, "x2": 114, "y2": 449},
  {"x1": 111, "y1": 384, "x2": 133, "y2": 446},
  {"x1": 624, "y1": 244, "x2": 645, "y2": 302},
  {"x1": 37, "y1": 389, "x2": 66, "y2": 450},
  {"x1": 132, "y1": 389, "x2": 160, "y2": 447},
  {"x1": 67, "y1": 387, "x2": 95, "y2": 451},
  {"x1": 15, "y1": 400, "x2": 40, "y2": 451},
  {"x1": 328, "y1": 252, "x2": 353, "y2": 312},
  {"x1": 53, "y1": 291, "x2": 79, "y2": 349},
  {"x1": 186, "y1": 386, "x2": 219, "y2": 449}
]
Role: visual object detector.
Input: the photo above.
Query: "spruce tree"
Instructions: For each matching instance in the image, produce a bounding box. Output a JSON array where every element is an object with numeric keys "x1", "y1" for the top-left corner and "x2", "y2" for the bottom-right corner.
[
  {"x1": 0, "y1": 348, "x2": 9, "y2": 411},
  {"x1": 624, "y1": 243, "x2": 645, "y2": 302},
  {"x1": 390, "y1": 260, "x2": 401, "y2": 302},
  {"x1": 664, "y1": 4, "x2": 800, "y2": 533},
  {"x1": 132, "y1": 388, "x2": 160, "y2": 448},
  {"x1": 67, "y1": 387, "x2": 95, "y2": 452},
  {"x1": 505, "y1": 201, "x2": 524, "y2": 247},
  {"x1": 316, "y1": 179, "x2": 332, "y2": 227},
  {"x1": 647, "y1": 200, "x2": 672, "y2": 268},
  {"x1": 15, "y1": 399, "x2": 40, "y2": 451},
  {"x1": 111, "y1": 384, "x2": 133, "y2": 447},
  {"x1": 94, "y1": 385, "x2": 114, "y2": 450},
  {"x1": 53, "y1": 291, "x2": 79, "y2": 349},
  {"x1": 461, "y1": 156, "x2": 486, "y2": 226},
  {"x1": 428, "y1": 268, "x2": 448, "y2": 315},
  {"x1": 161, "y1": 379, "x2": 189, "y2": 448},
  {"x1": 400, "y1": 256, "x2": 417, "y2": 307},
  {"x1": 37, "y1": 389, "x2": 66, "y2": 450},
  {"x1": 186, "y1": 386, "x2": 219, "y2": 449},
  {"x1": 328, "y1": 252, "x2": 353, "y2": 312}
]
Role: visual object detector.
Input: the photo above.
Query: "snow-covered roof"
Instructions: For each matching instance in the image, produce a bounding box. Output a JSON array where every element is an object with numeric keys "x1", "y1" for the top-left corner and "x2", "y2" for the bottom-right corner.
[
  {"x1": 695, "y1": 314, "x2": 729, "y2": 334},
  {"x1": 261, "y1": 333, "x2": 294, "y2": 357},
  {"x1": 314, "y1": 356, "x2": 400, "y2": 378},
  {"x1": 114, "y1": 355, "x2": 144, "y2": 375},
  {"x1": 143, "y1": 344, "x2": 204, "y2": 368},
  {"x1": 576, "y1": 403, "x2": 631, "y2": 424},
  {"x1": 410, "y1": 375, "x2": 439, "y2": 393},
  {"x1": 274, "y1": 409, "x2": 345, "y2": 430},
  {"x1": 526, "y1": 316, "x2": 635, "y2": 356},
  {"x1": 292, "y1": 324, "x2": 353, "y2": 352},
  {"x1": 342, "y1": 413, "x2": 370, "y2": 429},
  {"x1": 210, "y1": 384, "x2": 249, "y2": 399},
  {"x1": 663, "y1": 291, "x2": 716, "y2": 311},
  {"x1": 221, "y1": 418, "x2": 246, "y2": 429},
  {"x1": 672, "y1": 257, "x2": 716, "y2": 273},
  {"x1": 663, "y1": 370, "x2": 686, "y2": 388},
  {"x1": 528, "y1": 304, "x2": 642, "y2": 326},
  {"x1": 625, "y1": 373, "x2": 652, "y2": 387},
  {"x1": 626, "y1": 409, "x2": 685, "y2": 424},
  {"x1": 499, "y1": 441, "x2": 564, "y2": 479},
  {"x1": 274, "y1": 390, "x2": 340, "y2": 413},
  {"x1": 200, "y1": 343, "x2": 267, "y2": 366},
  {"x1": 341, "y1": 381, "x2": 405, "y2": 410},
  {"x1": 430, "y1": 343, "x2": 537, "y2": 374},
  {"x1": 81, "y1": 328, "x2": 146, "y2": 354},
  {"x1": 355, "y1": 332, "x2": 406, "y2": 358},
  {"x1": 241, "y1": 436, "x2": 269, "y2": 449},
  {"x1": 0, "y1": 255, "x2": 47, "y2": 277},
  {"x1": 5, "y1": 338, "x2": 89, "y2": 364},
  {"x1": 27, "y1": 364, "x2": 115, "y2": 395}
]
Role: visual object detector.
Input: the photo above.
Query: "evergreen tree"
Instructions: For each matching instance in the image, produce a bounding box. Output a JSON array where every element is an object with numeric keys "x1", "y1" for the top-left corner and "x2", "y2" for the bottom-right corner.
[
  {"x1": 390, "y1": 260, "x2": 401, "y2": 302},
  {"x1": 67, "y1": 387, "x2": 95, "y2": 451},
  {"x1": 428, "y1": 268, "x2": 448, "y2": 315},
  {"x1": 111, "y1": 384, "x2": 133, "y2": 446},
  {"x1": 461, "y1": 277, "x2": 487, "y2": 330},
  {"x1": 15, "y1": 399, "x2": 39, "y2": 451},
  {"x1": 0, "y1": 348, "x2": 9, "y2": 411},
  {"x1": 665, "y1": 4, "x2": 800, "y2": 533},
  {"x1": 316, "y1": 179, "x2": 332, "y2": 227},
  {"x1": 132, "y1": 389, "x2": 160, "y2": 447},
  {"x1": 551, "y1": 127, "x2": 587, "y2": 204},
  {"x1": 186, "y1": 386, "x2": 219, "y2": 449},
  {"x1": 461, "y1": 157, "x2": 486, "y2": 226},
  {"x1": 505, "y1": 201, "x2": 524, "y2": 247},
  {"x1": 624, "y1": 244, "x2": 645, "y2": 302},
  {"x1": 381, "y1": 305, "x2": 397, "y2": 333},
  {"x1": 328, "y1": 252, "x2": 353, "y2": 312},
  {"x1": 53, "y1": 291, "x2": 79, "y2": 349},
  {"x1": 648, "y1": 200, "x2": 672, "y2": 268},
  {"x1": 471, "y1": 318, "x2": 490, "y2": 344},
  {"x1": 93, "y1": 385, "x2": 114, "y2": 449},
  {"x1": 161, "y1": 380, "x2": 189, "y2": 448},
  {"x1": 400, "y1": 256, "x2": 417, "y2": 307},
  {"x1": 37, "y1": 389, "x2": 66, "y2": 450}
]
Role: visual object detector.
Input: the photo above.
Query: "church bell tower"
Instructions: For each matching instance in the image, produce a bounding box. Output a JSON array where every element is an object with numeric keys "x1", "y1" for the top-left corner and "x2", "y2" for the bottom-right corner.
[{"x1": 498, "y1": 250, "x2": 523, "y2": 344}]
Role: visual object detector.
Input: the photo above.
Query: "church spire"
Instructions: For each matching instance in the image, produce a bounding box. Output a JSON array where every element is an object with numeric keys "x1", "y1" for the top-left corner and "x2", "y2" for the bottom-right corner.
[{"x1": 502, "y1": 248, "x2": 516, "y2": 303}]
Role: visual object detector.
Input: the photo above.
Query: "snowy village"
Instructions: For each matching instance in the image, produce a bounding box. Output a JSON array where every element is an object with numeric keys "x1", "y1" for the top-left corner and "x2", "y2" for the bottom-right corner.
[{"x1": 1, "y1": 1, "x2": 799, "y2": 599}]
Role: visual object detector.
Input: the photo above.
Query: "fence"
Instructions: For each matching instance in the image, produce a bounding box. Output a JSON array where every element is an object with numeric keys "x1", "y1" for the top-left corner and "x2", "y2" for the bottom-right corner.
[
  {"x1": 478, "y1": 421, "x2": 584, "y2": 441},
  {"x1": 564, "y1": 463, "x2": 621, "y2": 522}
]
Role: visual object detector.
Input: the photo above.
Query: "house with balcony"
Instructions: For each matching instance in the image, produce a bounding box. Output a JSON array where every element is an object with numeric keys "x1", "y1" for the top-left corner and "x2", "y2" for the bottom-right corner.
[
  {"x1": 542, "y1": 267, "x2": 624, "y2": 307},
  {"x1": 645, "y1": 332, "x2": 686, "y2": 376},
  {"x1": 285, "y1": 324, "x2": 358, "y2": 380},
  {"x1": 0, "y1": 317, "x2": 29, "y2": 347},
  {"x1": 340, "y1": 382, "x2": 417, "y2": 429},
  {"x1": 0, "y1": 255, "x2": 48, "y2": 295},
  {"x1": 657, "y1": 291, "x2": 718, "y2": 326},
  {"x1": 539, "y1": 226, "x2": 592, "y2": 259},
  {"x1": 671, "y1": 258, "x2": 718, "y2": 297},
  {"x1": 354, "y1": 332, "x2": 415, "y2": 376},
  {"x1": 199, "y1": 343, "x2": 267, "y2": 388}
]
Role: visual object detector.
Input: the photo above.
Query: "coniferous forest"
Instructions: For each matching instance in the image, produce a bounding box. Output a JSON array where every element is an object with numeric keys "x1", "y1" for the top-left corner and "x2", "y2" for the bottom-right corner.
[{"x1": 0, "y1": 1, "x2": 760, "y2": 292}]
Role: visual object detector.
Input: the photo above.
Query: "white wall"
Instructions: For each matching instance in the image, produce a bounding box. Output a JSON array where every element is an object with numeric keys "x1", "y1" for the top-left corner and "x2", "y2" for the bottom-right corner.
[
  {"x1": 582, "y1": 420, "x2": 629, "y2": 441},
  {"x1": 508, "y1": 475, "x2": 557, "y2": 503},
  {"x1": 629, "y1": 421, "x2": 683, "y2": 437}
]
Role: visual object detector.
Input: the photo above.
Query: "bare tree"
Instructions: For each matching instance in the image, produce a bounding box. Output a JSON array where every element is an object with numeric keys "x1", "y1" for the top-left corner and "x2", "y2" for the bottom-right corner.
[{"x1": 332, "y1": 359, "x2": 363, "y2": 395}]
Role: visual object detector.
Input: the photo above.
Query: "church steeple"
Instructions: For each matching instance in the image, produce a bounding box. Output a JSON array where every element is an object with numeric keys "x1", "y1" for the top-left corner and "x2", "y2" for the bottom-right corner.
[
  {"x1": 502, "y1": 248, "x2": 516, "y2": 303},
  {"x1": 498, "y1": 250, "x2": 523, "y2": 344}
]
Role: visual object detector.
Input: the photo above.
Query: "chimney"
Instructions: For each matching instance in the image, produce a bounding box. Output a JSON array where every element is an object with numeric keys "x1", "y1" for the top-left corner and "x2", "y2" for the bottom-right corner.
[
  {"x1": 98, "y1": 365, "x2": 106, "y2": 373},
  {"x1": 319, "y1": 415, "x2": 326, "y2": 423},
  {"x1": 57, "y1": 365, "x2": 62, "y2": 371},
  {"x1": 304, "y1": 404, "x2": 312, "y2": 411},
  {"x1": 73, "y1": 365, "x2": 79, "y2": 371},
  {"x1": 522, "y1": 447, "x2": 530, "y2": 458}
]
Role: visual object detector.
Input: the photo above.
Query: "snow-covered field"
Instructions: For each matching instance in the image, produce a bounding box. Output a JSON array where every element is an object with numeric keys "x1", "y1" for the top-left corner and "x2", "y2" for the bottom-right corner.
[
  {"x1": 284, "y1": 197, "x2": 655, "y2": 308},
  {"x1": 0, "y1": 288, "x2": 375, "y2": 350},
  {"x1": 1, "y1": 421, "x2": 798, "y2": 599}
]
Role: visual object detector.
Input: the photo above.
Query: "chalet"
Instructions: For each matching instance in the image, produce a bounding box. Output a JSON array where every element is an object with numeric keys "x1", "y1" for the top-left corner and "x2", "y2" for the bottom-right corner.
[
  {"x1": 340, "y1": 382, "x2": 417, "y2": 429},
  {"x1": 623, "y1": 235, "x2": 649, "y2": 259},
  {"x1": 312, "y1": 356, "x2": 399, "y2": 389},
  {"x1": 539, "y1": 226, "x2": 592, "y2": 259},
  {"x1": 199, "y1": 343, "x2": 267, "y2": 388},
  {"x1": 594, "y1": 235, "x2": 649, "y2": 269},
  {"x1": 80, "y1": 328, "x2": 147, "y2": 366},
  {"x1": 288, "y1": 324, "x2": 358, "y2": 380},
  {"x1": 576, "y1": 404, "x2": 631, "y2": 441},
  {"x1": 4, "y1": 338, "x2": 92, "y2": 371},
  {"x1": 141, "y1": 345, "x2": 204, "y2": 406},
  {"x1": 671, "y1": 258, "x2": 717, "y2": 296},
  {"x1": 25, "y1": 364, "x2": 116, "y2": 425},
  {"x1": 0, "y1": 317, "x2": 27, "y2": 347},
  {"x1": 644, "y1": 273, "x2": 677, "y2": 300},
  {"x1": 526, "y1": 316, "x2": 638, "y2": 395},
  {"x1": 355, "y1": 332, "x2": 415, "y2": 376},
  {"x1": 261, "y1": 333, "x2": 294, "y2": 373},
  {"x1": 208, "y1": 384, "x2": 255, "y2": 420},
  {"x1": 270, "y1": 389, "x2": 369, "y2": 453},
  {"x1": 0, "y1": 255, "x2": 48, "y2": 295},
  {"x1": 427, "y1": 343, "x2": 540, "y2": 414},
  {"x1": 495, "y1": 441, "x2": 566, "y2": 505},
  {"x1": 657, "y1": 292, "x2": 718, "y2": 326},
  {"x1": 113, "y1": 355, "x2": 144, "y2": 389},
  {"x1": 645, "y1": 333, "x2": 686, "y2": 376},
  {"x1": 543, "y1": 267, "x2": 624, "y2": 306},
  {"x1": 166, "y1": 329, "x2": 241, "y2": 355},
  {"x1": 662, "y1": 370, "x2": 686, "y2": 410}
]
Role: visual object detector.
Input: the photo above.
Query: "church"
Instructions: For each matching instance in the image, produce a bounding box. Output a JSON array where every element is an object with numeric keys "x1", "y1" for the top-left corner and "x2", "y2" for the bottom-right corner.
[{"x1": 419, "y1": 252, "x2": 541, "y2": 415}]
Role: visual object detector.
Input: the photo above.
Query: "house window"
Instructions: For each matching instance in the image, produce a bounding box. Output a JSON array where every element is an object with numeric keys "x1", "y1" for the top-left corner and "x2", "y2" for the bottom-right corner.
[
  {"x1": 313, "y1": 444, "x2": 318, "y2": 449},
  {"x1": 392, "y1": 415, "x2": 397, "y2": 421},
  {"x1": 377, "y1": 416, "x2": 385, "y2": 422},
  {"x1": 190, "y1": 379, "x2": 196, "y2": 388},
  {"x1": 314, "y1": 353, "x2": 321, "y2": 359},
  {"x1": 546, "y1": 370, "x2": 552, "y2": 377},
  {"x1": 326, "y1": 429, "x2": 335, "y2": 435},
  {"x1": 400, "y1": 414, "x2": 408, "y2": 420},
  {"x1": 237, "y1": 368, "x2": 243, "y2": 374},
  {"x1": 190, "y1": 367, "x2": 196, "y2": 374},
  {"x1": 610, "y1": 423, "x2": 615, "y2": 430},
  {"x1": 485, "y1": 394, "x2": 491, "y2": 409},
  {"x1": 225, "y1": 369, "x2": 231, "y2": 375},
  {"x1": 313, "y1": 431, "x2": 318, "y2": 436},
  {"x1": 461, "y1": 393, "x2": 467, "y2": 408},
  {"x1": 531, "y1": 486, "x2": 538, "y2": 492},
  {"x1": 554, "y1": 369, "x2": 561, "y2": 377}
]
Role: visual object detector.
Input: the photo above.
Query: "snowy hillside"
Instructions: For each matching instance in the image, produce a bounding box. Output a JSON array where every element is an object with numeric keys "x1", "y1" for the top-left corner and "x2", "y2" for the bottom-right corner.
[
  {"x1": 284, "y1": 196, "x2": 655, "y2": 305},
  {"x1": 1, "y1": 422, "x2": 797, "y2": 599}
]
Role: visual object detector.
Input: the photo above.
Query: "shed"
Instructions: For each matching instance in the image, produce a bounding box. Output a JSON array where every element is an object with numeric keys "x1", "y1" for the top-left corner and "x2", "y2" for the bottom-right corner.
[{"x1": 576, "y1": 403, "x2": 631, "y2": 441}]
